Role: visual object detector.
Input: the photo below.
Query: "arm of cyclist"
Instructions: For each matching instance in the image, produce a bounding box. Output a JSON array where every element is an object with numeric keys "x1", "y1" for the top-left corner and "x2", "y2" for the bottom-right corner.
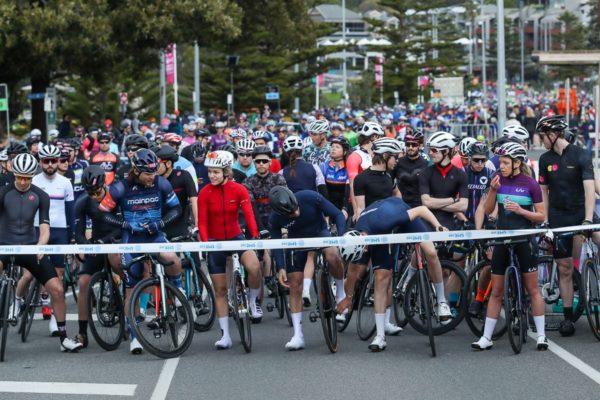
[
  {"x1": 65, "y1": 199, "x2": 76, "y2": 242},
  {"x1": 268, "y1": 216, "x2": 285, "y2": 270},
  {"x1": 197, "y1": 190, "x2": 209, "y2": 241},
  {"x1": 539, "y1": 184, "x2": 549, "y2": 223},
  {"x1": 318, "y1": 193, "x2": 346, "y2": 235},
  {"x1": 583, "y1": 180, "x2": 595, "y2": 222},
  {"x1": 240, "y1": 188, "x2": 259, "y2": 239},
  {"x1": 354, "y1": 194, "x2": 365, "y2": 222},
  {"x1": 313, "y1": 164, "x2": 329, "y2": 199},
  {"x1": 406, "y1": 206, "x2": 446, "y2": 231},
  {"x1": 74, "y1": 196, "x2": 89, "y2": 244},
  {"x1": 420, "y1": 194, "x2": 468, "y2": 212}
]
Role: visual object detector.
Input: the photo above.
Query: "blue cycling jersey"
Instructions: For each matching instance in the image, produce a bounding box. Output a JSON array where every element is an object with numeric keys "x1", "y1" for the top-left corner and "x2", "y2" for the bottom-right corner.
[
  {"x1": 68, "y1": 159, "x2": 89, "y2": 200},
  {"x1": 193, "y1": 162, "x2": 209, "y2": 191},
  {"x1": 466, "y1": 166, "x2": 495, "y2": 221},
  {"x1": 282, "y1": 159, "x2": 317, "y2": 192},
  {"x1": 355, "y1": 197, "x2": 423, "y2": 235}
]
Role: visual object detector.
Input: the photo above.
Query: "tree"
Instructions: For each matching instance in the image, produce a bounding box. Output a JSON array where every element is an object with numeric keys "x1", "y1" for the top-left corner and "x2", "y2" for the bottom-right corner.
[
  {"x1": 553, "y1": 11, "x2": 589, "y2": 81},
  {"x1": 588, "y1": 0, "x2": 600, "y2": 48}
]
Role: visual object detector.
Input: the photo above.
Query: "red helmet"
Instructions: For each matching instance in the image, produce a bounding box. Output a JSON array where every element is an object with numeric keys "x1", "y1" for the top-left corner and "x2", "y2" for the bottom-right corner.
[{"x1": 163, "y1": 133, "x2": 183, "y2": 144}]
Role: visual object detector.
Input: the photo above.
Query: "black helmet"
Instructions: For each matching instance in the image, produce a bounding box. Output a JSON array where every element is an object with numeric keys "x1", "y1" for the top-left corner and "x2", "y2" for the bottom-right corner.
[
  {"x1": 252, "y1": 145, "x2": 273, "y2": 159},
  {"x1": 131, "y1": 148, "x2": 159, "y2": 173},
  {"x1": 125, "y1": 134, "x2": 149, "y2": 149},
  {"x1": 269, "y1": 186, "x2": 298, "y2": 215},
  {"x1": 154, "y1": 145, "x2": 179, "y2": 162},
  {"x1": 194, "y1": 128, "x2": 210, "y2": 137},
  {"x1": 68, "y1": 137, "x2": 82, "y2": 150},
  {"x1": 98, "y1": 132, "x2": 112, "y2": 142},
  {"x1": 468, "y1": 142, "x2": 489, "y2": 158},
  {"x1": 221, "y1": 143, "x2": 237, "y2": 158},
  {"x1": 328, "y1": 136, "x2": 350, "y2": 153},
  {"x1": 190, "y1": 142, "x2": 207, "y2": 159},
  {"x1": 535, "y1": 115, "x2": 568, "y2": 134},
  {"x1": 6, "y1": 142, "x2": 28, "y2": 156},
  {"x1": 82, "y1": 165, "x2": 106, "y2": 191}
]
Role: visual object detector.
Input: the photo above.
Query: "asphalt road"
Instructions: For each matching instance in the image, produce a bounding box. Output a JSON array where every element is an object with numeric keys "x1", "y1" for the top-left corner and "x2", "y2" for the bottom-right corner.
[{"x1": 1, "y1": 289, "x2": 600, "y2": 400}]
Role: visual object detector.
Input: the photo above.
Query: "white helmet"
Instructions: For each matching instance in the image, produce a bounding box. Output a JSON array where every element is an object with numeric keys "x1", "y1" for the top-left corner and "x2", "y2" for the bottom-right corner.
[
  {"x1": 12, "y1": 153, "x2": 38, "y2": 176},
  {"x1": 358, "y1": 121, "x2": 384, "y2": 137},
  {"x1": 458, "y1": 137, "x2": 478, "y2": 155},
  {"x1": 502, "y1": 124, "x2": 529, "y2": 143},
  {"x1": 30, "y1": 128, "x2": 42, "y2": 138},
  {"x1": 307, "y1": 119, "x2": 329, "y2": 135},
  {"x1": 251, "y1": 130, "x2": 269, "y2": 141},
  {"x1": 215, "y1": 121, "x2": 226, "y2": 128},
  {"x1": 283, "y1": 136, "x2": 304, "y2": 152},
  {"x1": 339, "y1": 231, "x2": 365, "y2": 263},
  {"x1": 496, "y1": 142, "x2": 527, "y2": 161},
  {"x1": 236, "y1": 139, "x2": 255, "y2": 153},
  {"x1": 205, "y1": 150, "x2": 234, "y2": 168},
  {"x1": 372, "y1": 138, "x2": 404, "y2": 154},
  {"x1": 427, "y1": 131, "x2": 457, "y2": 149},
  {"x1": 302, "y1": 137, "x2": 313, "y2": 149},
  {"x1": 48, "y1": 129, "x2": 59, "y2": 139},
  {"x1": 38, "y1": 144, "x2": 61, "y2": 159}
]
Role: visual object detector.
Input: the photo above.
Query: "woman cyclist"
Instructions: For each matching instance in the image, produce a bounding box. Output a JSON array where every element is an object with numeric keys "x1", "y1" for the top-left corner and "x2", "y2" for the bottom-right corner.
[
  {"x1": 320, "y1": 136, "x2": 350, "y2": 216},
  {"x1": 471, "y1": 142, "x2": 548, "y2": 351},
  {"x1": 197, "y1": 150, "x2": 263, "y2": 350}
]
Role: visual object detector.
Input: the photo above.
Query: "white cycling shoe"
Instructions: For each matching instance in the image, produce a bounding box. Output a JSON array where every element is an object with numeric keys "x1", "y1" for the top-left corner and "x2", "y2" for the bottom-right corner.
[
  {"x1": 130, "y1": 338, "x2": 143, "y2": 355},
  {"x1": 285, "y1": 336, "x2": 305, "y2": 351},
  {"x1": 384, "y1": 323, "x2": 402, "y2": 336},
  {"x1": 471, "y1": 336, "x2": 493, "y2": 351},
  {"x1": 368, "y1": 335, "x2": 387, "y2": 352},
  {"x1": 60, "y1": 337, "x2": 84, "y2": 353},
  {"x1": 215, "y1": 336, "x2": 232, "y2": 350}
]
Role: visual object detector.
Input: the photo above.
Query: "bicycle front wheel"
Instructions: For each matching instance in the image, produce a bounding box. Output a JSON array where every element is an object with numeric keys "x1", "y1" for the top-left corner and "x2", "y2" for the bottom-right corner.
[
  {"x1": 87, "y1": 271, "x2": 125, "y2": 351},
  {"x1": 20, "y1": 279, "x2": 40, "y2": 343},
  {"x1": 582, "y1": 258, "x2": 600, "y2": 341},
  {"x1": 129, "y1": 278, "x2": 194, "y2": 359},
  {"x1": 317, "y1": 267, "x2": 338, "y2": 353},
  {"x1": 504, "y1": 267, "x2": 523, "y2": 354},
  {"x1": 0, "y1": 281, "x2": 12, "y2": 362},
  {"x1": 231, "y1": 271, "x2": 251, "y2": 353},
  {"x1": 191, "y1": 267, "x2": 216, "y2": 332},
  {"x1": 356, "y1": 272, "x2": 376, "y2": 341},
  {"x1": 418, "y1": 269, "x2": 436, "y2": 357},
  {"x1": 392, "y1": 259, "x2": 409, "y2": 328}
]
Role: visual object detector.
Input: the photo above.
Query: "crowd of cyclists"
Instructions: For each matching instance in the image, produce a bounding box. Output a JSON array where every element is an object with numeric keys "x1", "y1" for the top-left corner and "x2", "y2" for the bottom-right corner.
[{"x1": 0, "y1": 106, "x2": 598, "y2": 357}]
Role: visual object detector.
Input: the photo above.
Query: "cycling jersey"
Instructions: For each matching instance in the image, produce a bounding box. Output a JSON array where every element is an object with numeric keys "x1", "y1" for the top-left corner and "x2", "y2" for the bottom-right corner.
[
  {"x1": 0, "y1": 172, "x2": 14, "y2": 187},
  {"x1": 233, "y1": 160, "x2": 256, "y2": 177},
  {"x1": 465, "y1": 166, "x2": 495, "y2": 221},
  {"x1": 197, "y1": 180, "x2": 258, "y2": 241},
  {"x1": 0, "y1": 184, "x2": 49, "y2": 245},
  {"x1": 193, "y1": 161, "x2": 209, "y2": 191},
  {"x1": 91, "y1": 151, "x2": 119, "y2": 185},
  {"x1": 210, "y1": 134, "x2": 227, "y2": 150},
  {"x1": 353, "y1": 168, "x2": 396, "y2": 208},
  {"x1": 346, "y1": 148, "x2": 372, "y2": 181},
  {"x1": 418, "y1": 164, "x2": 468, "y2": 229},
  {"x1": 75, "y1": 194, "x2": 121, "y2": 244},
  {"x1": 394, "y1": 155, "x2": 428, "y2": 207},
  {"x1": 354, "y1": 197, "x2": 427, "y2": 235},
  {"x1": 243, "y1": 172, "x2": 287, "y2": 229},
  {"x1": 32, "y1": 173, "x2": 75, "y2": 230},
  {"x1": 343, "y1": 131, "x2": 358, "y2": 147},
  {"x1": 281, "y1": 159, "x2": 325, "y2": 193},
  {"x1": 320, "y1": 160, "x2": 348, "y2": 210},
  {"x1": 68, "y1": 159, "x2": 89, "y2": 200},
  {"x1": 303, "y1": 142, "x2": 330, "y2": 165},
  {"x1": 270, "y1": 190, "x2": 346, "y2": 269},
  {"x1": 495, "y1": 173, "x2": 542, "y2": 230},
  {"x1": 115, "y1": 162, "x2": 131, "y2": 181},
  {"x1": 164, "y1": 169, "x2": 198, "y2": 239},
  {"x1": 173, "y1": 156, "x2": 198, "y2": 186}
]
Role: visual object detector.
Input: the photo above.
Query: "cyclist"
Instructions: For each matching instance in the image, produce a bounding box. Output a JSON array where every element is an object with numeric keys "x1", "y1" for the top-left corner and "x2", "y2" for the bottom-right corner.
[
  {"x1": 162, "y1": 133, "x2": 198, "y2": 185},
  {"x1": 0, "y1": 142, "x2": 28, "y2": 187},
  {"x1": 188, "y1": 142, "x2": 209, "y2": 191},
  {"x1": 211, "y1": 121, "x2": 228, "y2": 150},
  {"x1": 451, "y1": 137, "x2": 477, "y2": 170},
  {"x1": 220, "y1": 143, "x2": 247, "y2": 183},
  {"x1": 0, "y1": 153, "x2": 82, "y2": 352},
  {"x1": 490, "y1": 125, "x2": 530, "y2": 170},
  {"x1": 471, "y1": 142, "x2": 548, "y2": 351},
  {"x1": 252, "y1": 131, "x2": 282, "y2": 173},
  {"x1": 537, "y1": 115, "x2": 596, "y2": 337},
  {"x1": 464, "y1": 142, "x2": 496, "y2": 229},
  {"x1": 197, "y1": 150, "x2": 263, "y2": 349},
  {"x1": 65, "y1": 139, "x2": 89, "y2": 201},
  {"x1": 90, "y1": 132, "x2": 119, "y2": 185},
  {"x1": 393, "y1": 130, "x2": 428, "y2": 208},
  {"x1": 229, "y1": 128, "x2": 247, "y2": 147},
  {"x1": 57, "y1": 148, "x2": 74, "y2": 181},
  {"x1": 320, "y1": 136, "x2": 350, "y2": 213},
  {"x1": 341, "y1": 197, "x2": 448, "y2": 351},
  {"x1": 99, "y1": 148, "x2": 183, "y2": 354},
  {"x1": 233, "y1": 139, "x2": 257, "y2": 177},
  {"x1": 281, "y1": 136, "x2": 327, "y2": 196},
  {"x1": 115, "y1": 135, "x2": 149, "y2": 181},
  {"x1": 74, "y1": 166, "x2": 122, "y2": 348},
  {"x1": 268, "y1": 186, "x2": 346, "y2": 350},
  {"x1": 303, "y1": 119, "x2": 331, "y2": 165}
]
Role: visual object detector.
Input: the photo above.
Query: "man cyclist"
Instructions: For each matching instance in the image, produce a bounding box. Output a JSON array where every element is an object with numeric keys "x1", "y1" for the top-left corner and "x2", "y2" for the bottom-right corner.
[
  {"x1": 393, "y1": 130, "x2": 428, "y2": 208},
  {"x1": 233, "y1": 139, "x2": 257, "y2": 177},
  {"x1": 303, "y1": 119, "x2": 331, "y2": 166},
  {"x1": 115, "y1": 135, "x2": 149, "y2": 181},
  {"x1": 91, "y1": 132, "x2": 119, "y2": 185}
]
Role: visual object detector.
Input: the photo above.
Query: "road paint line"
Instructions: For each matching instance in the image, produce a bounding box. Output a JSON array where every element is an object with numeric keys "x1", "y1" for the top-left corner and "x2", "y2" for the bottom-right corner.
[
  {"x1": 528, "y1": 332, "x2": 600, "y2": 385},
  {"x1": 33, "y1": 313, "x2": 92, "y2": 321},
  {"x1": 0, "y1": 381, "x2": 136, "y2": 396},
  {"x1": 150, "y1": 357, "x2": 180, "y2": 400}
]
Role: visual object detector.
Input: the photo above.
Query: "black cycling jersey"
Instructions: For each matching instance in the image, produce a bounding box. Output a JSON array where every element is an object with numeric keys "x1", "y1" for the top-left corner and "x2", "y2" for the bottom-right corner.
[
  {"x1": 232, "y1": 168, "x2": 246, "y2": 184},
  {"x1": 243, "y1": 172, "x2": 288, "y2": 229},
  {"x1": 61, "y1": 169, "x2": 75, "y2": 183},
  {"x1": 394, "y1": 155, "x2": 428, "y2": 207},
  {"x1": 283, "y1": 159, "x2": 317, "y2": 192},
  {"x1": 0, "y1": 184, "x2": 50, "y2": 245},
  {"x1": 466, "y1": 166, "x2": 495, "y2": 221},
  {"x1": 115, "y1": 163, "x2": 131, "y2": 182},
  {"x1": 0, "y1": 172, "x2": 14, "y2": 188},
  {"x1": 419, "y1": 164, "x2": 468, "y2": 229},
  {"x1": 353, "y1": 168, "x2": 395, "y2": 207},
  {"x1": 164, "y1": 168, "x2": 198, "y2": 238},
  {"x1": 74, "y1": 194, "x2": 121, "y2": 244},
  {"x1": 538, "y1": 144, "x2": 594, "y2": 213}
]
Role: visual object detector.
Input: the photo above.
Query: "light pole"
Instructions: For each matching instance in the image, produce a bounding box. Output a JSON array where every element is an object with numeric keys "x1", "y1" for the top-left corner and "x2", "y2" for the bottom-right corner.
[
  {"x1": 519, "y1": 0, "x2": 525, "y2": 85},
  {"x1": 497, "y1": 0, "x2": 507, "y2": 130},
  {"x1": 226, "y1": 55, "x2": 239, "y2": 126},
  {"x1": 342, "y1": 0, "x2": 347, "y2": 104},
  {"x1": 194, "y1": 42, "x2": 200, "y2": 115}
]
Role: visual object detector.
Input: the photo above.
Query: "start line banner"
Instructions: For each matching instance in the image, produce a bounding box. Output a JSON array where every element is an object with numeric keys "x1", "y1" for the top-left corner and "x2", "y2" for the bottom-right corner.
[{"x1": 0, "y1": 224, "x2": 598, "y2": 255}]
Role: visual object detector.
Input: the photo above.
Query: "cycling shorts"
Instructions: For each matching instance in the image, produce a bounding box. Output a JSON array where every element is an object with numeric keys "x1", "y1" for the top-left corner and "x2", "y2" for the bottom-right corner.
[
  {"x1": 549, "y1": 211, "x2": 600, "y2": 259},
  {"x1": 284, "y1": 229, "x2": 330, "y2": 274},
  {"x1": 121, "y1": 231, "x2": 168, "y2": 288},
  {"x1": 36, "y1": 227, "x2": 68, "y2": 267},
  {"x1": 0, "y1": 253, "x2": 57, "y2": 285},
  {"x1": 491, "y1": 237, "x2": 538, "y2": 276},
  {"x1": 207, "y1": 234, "x2": 253, "y2": 275},
  {"x1": 356, "y1": 243, "x2": 400, "y2": 271},
  {"x1": 79, "y1": 254, "x2": 105, "y2": 276}
]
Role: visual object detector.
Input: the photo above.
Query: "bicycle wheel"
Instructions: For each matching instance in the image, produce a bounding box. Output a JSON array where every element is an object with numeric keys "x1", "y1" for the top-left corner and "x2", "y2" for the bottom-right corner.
[
  {"x1": 336, "y1": 280, "x2": 357, "y2": 333},
  {"x1": 582, "y1": 259, "x2": 600, "y2": 341},
  {"x1": 392, "y1": 259, "x2": 409, "y2": 328},
  {"x1": 129, "y1": 278, "x2": 194, "y2": 359},
  {"x1": 0, "y1": 281, "x2": 11, "y2": 362},
  {"x1": 316, "y1": 267, "x2": 338, "y2": 353},
  {"x1": 63, "y1": 257, "x2": 79, "y2": 303},
  {"x1": 464, "y1": 260, "x2": 507, "y2": 340},
  {"x1": 87, "y1": 271, "x2": 125, "y2": 351},
  {"x1": 20, "y1": 279, "x2": 40, "y2": 343},
  {"x1": 191, "y1": 267, "x2": 215, "y2": 332},
  {"x1": 356, "y1": 270, "x2": 376, "y2": 341},
  {"x1": 504, "y1": 267, "x2": 523, "y2": 354},
  {"x1": 418, "y1": 269, "x2": 436, "y2": 357},
  {"x1": 278, "y1": 283, "x2": 293, "y2": 326},
  {"x1": 231, "y1": 270, "x2": 251, "y2": 353},
  {"x1": 572, "y1": 268, "x2": 585, "y2": 322}
]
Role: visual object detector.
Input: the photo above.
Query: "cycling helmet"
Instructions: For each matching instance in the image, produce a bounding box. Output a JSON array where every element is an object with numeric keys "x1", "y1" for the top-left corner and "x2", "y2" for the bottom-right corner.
[
  {"x1": 131, "y1": 148, "x2": 159, "y2": 173},
  {"x1": 68, "y1": 137, "x2": 82, "y2": 150},
  {"x1": 268, "y1": 186, "x2": 298, "y2": 215},
  {"x1": 236, "y1": 139, "x2": 255, "y2": 153},
  {"x1": 215, "y1": 121, "x2": 226, "y2": 129},
  {"x1": 502, "y1": 124, "x2": 530, "y2": 142},
  {"x1": 81, "y1": 165, "x2": 106, "y2": 191},
  {"x1": 220, "y1": 143, "x2": 237, "y2": 156},
  {"x1": 190, "y1": 142, "x2": 207, "y2": 159},
  {"x1": 229, "y1": 128, "x2": 247, "y2": 139},
  {"x1": 205, "y1": 150, "x2": 234, "y2": 169},
  {"x1": 252, "y1": 145, "x2": 273, "y2": 159},
  {"x1": 468, "y1": 142, "x2": 489, "y2": 158},
  {"x1": 427, "y1": 131, "x2": 457, "y2": 149},
  {"x1": 29, "y1": 128, "x2": 42, "y2": 138},
  {"x1": 339, "y1": 230, "x2": 365, "y2": 263},
  {"x1": 48, "y1": 129, "x2": 59, "y2": 139},
  {"x1": 194, "y1": 128, "x2": 211, "y2": 137},
  {"x1": 283, "y1": 136, "x2": 304, "y2": 152},
  {"x1": 38, "y1": 144, "x2": 61, "y2": 159},
  {"x1": 302, "y1": 137, "x2": 313, "y2": 149},
  {"x1": 59, "y1": 148, "x2": 70, "y2": 159},
  {"x1": 154, "y1": 145, "x2": 179, "y2": 162},
  {"x1": 6, "y1": 142, "x2": 28, "y2": 156},
  {"x1": 496, "y1": 142, "x2": 527, "y2": 161},
  {"x1": 163, "y1": 132, "x2": 183, "y2": 144},
  {"x1": 328, "y1": 136, "x2": 350, "y2": 153},
  {"x1": 98, "y1": 132, "x2": 112, "y2": 142},
  {"x1": 12, "y1": 153, "x2": 38, "y2": 176},
  {"x1": 125, "y1": 134, "x2": 149, "y2": 149},
  {"x1": 372, "y1": 138, "x2": 404, "y2": 154},
  {"x1": 358, "y1": 121, "x2": 384, "y2": 137},
  {"x1": 381, "y1": 118, "x2": 392, "y2": 126},
  {"x1": 458, "y1": 137, "x2": 478, "y2": 155},
  {"x1": 404, "y1": 129, "x2": 424, "y2": 143},
  {"x1": 0, "y1": 149, "x2": 7, "y2": 162},
  {"x1": 536, "y1": 115, "x2": 568, "y2": 134},
  {"x1": 307, "y1": 119, "x2": 329, "y2": 135},
  {"x1": 251, "y1": 131, "x2": 269, "y2": 141}
]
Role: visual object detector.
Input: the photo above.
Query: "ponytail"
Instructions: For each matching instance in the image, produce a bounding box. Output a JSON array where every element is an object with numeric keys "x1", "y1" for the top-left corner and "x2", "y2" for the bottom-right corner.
[
  {"x1": 289, "y1": 150, "x2": 301, "y2": 178},
  {"x1": 519, "y1": 161, "x2": 532, "y2": 177}
]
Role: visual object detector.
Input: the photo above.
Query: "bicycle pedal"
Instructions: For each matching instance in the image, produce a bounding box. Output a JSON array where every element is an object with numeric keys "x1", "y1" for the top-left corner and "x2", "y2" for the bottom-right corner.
[{"x1": 266, "y1": 303, "x2": 274, "y2": 312}]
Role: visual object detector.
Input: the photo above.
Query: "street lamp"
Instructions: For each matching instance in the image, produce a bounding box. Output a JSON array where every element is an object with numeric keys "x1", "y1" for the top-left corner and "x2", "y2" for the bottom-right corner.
[{"x1": 226, "y1": 55, "x2": 239, "y2": 126}]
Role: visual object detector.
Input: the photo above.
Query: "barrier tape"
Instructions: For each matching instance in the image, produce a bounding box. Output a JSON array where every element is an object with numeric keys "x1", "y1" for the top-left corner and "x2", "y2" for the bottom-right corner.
[{"x1": 0, "y1": 223, "x2": 599, "y2": 255}]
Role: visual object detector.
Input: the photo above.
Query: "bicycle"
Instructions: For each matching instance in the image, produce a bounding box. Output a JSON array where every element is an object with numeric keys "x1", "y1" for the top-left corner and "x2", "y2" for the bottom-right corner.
[
  {"x1": 229, "y1": 253, "x2": 251, "y2": 353},
  {"x1": 128, "y1": 254, "x2": 194, "y2": 359},
  {"x1": 63, "y1": 254, "x2": 79, "y2": 302},
  {"x1": 0, "y1": 256, "x2": 20, "y2": 362},
  {"x1": 308, "y1": 248, "x2": 338, "y2": 353},
  {"x1": 265, "y1": 252, "x2": 292, "y2": 327},
  {"x1": 579, "y1": 230, "x2": 600, "y2": 340},
  {"x1": 18, "y1": 278, "x2": 41, "y2": 343}
]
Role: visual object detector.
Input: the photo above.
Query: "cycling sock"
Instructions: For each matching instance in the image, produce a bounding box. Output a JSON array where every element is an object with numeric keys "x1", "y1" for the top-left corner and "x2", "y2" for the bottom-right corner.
[
  {"x1": 334, "y1": 279, "x2": 345, "y2": 303},
  {"x1": 168, "y1": 273, "x2": 183, "y2": 289},
  {"x1": 483, "y1": 317, "x2": 497, "y2": 340},
  {"x1": 218, "y1": 316, "x2": 231, "y2": 339},
  {"x1": 291, "y1": 312, "x2": 303, "y2": 338},
  {"x1": 78, "y1": 320, "x2": 88, "y2": 335},
  {"x1": 564, "y1": 307, "x2": 574, "y2": 321},
  {"x1": 375, "y1": 313, "x2": 385, "y2": 338},
  {"x1": 249, "y1": 288, "x2": 260, "y2": 305},
  {"x1": 448, "y1": 292, "x2": 459, "y2": 308},
  {"x1": 475, "y1": 288, "x2": 486, "y2": 303},
  {"x1": 433, "y1": 281, "x2": 446, "y2": 304},
  {"x1": 139, "y1": 293, "x2": 150, "y2": 313},
  {"x1": 302, "y1": 279, "x2": 311, "y2": 295},
  {"x1": 57, "y1": 321, "x2": 67, "y2": 340},
  {"x1": 384, "y1": 307, "x2": 392, "y2": 325},
  {"x1": 533, "y1": 315, "x2": 545, "y2": 337}
]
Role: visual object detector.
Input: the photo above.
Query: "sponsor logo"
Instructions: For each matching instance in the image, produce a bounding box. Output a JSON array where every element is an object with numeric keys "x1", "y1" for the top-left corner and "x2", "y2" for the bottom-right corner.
[
  {"x1": 515, "y1": 188, "x2": 526, "y2": 193},
  {"x1": 127, "y1": 196, "x2": 160, "y2": 205},
  {"x1": 134, "y1": 245, "x2": 142, "y2": 252},
  {"x1": 28, "y1": 195, "x2": 35, "y2": 201},
  {"x1": 322, "y1": 238, "x2": 341, "y2": 246},
  {"x1": 406, "y1": 235, "x2": 423, "y2": 241},
  {"x1": 480, "y1": 176, "x2": 488, "y2": 185}
]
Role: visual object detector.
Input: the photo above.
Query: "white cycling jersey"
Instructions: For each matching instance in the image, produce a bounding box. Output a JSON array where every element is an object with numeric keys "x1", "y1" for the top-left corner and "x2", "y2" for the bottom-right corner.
[{"x1": 32, "y1": 173, "x2": 74, "y2": 228}]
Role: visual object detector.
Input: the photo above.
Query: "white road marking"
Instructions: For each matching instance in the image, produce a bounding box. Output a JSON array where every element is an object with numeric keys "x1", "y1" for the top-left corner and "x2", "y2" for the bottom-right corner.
[
  {"x1": 150, "y1": 357, "x2": 180, "y2": 400},
  {"x1": 528, "y1": 332, "x2": 600, "y2": 385},
  {"x1": 34, "y1": 313, "x2": 90, "y2": 321},
  {"x1": 0, "y1": 381, "x2": 136, "y2": 396}
]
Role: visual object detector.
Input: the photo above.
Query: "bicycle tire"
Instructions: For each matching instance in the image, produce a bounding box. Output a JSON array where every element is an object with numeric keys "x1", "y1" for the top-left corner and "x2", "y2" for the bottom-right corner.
[
  {"x1": 0, "y1": 282, "x2": 10, "y2": 362},
  {"x1": 572, "y1": 268, "x2": 585, "y2": 322},
  {"x1": 582, "y1": 258, "x2": 600, "y2": 341},
  {"x1": 232, "y1": 270, "x2": 252, "y2": 353},
  {"x1": 336, "y1": 279, "x2": 360, "y2": 333},
  {"x1": 87, "y1": 271, "x2": 124, "y2": 351},
  {"x1": 504, "y1": 267, "x2": 523, "y2": 354},
  {"x1": 20, "y1": 279, "x2": 40, "y2": 343},
  {"x1": 418, "y1": 269, "x2": 436, "y2": 357},
  {"x1": 191, "y1": 266, "x2": 216, "y2": 332},
  {"x1": 129, "y1": 278, "x2": 194, "y2": 359},
  {"x1": 392, "y1": 259, "x2": 409, "y2": 328},
  {"x1": 279, "y1": 283, "x2": 293, "y2": 326},
  {"x1": 464, "y1": 260, "x2": 507, "y2": 340},
  {"x1": 356, "y1": 270, "x2": 376, "y2": 341},
  {"x1": 316, "y1": 267, "x2": 338, "y2": 353},
  {"x1": 63, "y1": 258, "x2": 79, "y2": 303}
]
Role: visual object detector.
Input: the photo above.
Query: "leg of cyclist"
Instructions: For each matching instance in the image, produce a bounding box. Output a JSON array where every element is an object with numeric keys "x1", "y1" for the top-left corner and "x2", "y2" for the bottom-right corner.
[
  {"x1": 338, "y1": 262, "x2": 367, "y2": 315},
  {"x1": 323, "y1": 246, "x2": 346, "y2": 303},
  {"x1": 284, "y1": 251, "x2": 307, "y2": 350},
  {"x1": 208, "y1": 250, "x2": 232, "y2": 349},
  {"x1": 302, "y1": 252, "x2": 315, "y2": 307},
  {"x1": 369, "y1": 246, "x2": 392, "y2": 352},
  {"x1": 122, "y1": 254, "x2": 144, "y2": 355},
  {"x1": 240, "y1": 249, "x2": 263, "y2": 322},
  {"x1": 421, "y1": 241, "x2": 452, "y2": 323}
]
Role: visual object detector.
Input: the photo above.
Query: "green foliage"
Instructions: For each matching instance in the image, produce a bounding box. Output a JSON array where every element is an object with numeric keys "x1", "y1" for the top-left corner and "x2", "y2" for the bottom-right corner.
[{"x1": 588, "y1": 0, "x2": 600, "y2": 48}]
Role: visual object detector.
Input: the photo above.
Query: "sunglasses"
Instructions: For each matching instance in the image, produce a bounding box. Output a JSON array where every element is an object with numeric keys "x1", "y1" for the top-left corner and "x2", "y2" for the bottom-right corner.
[
  {"x1": 87, "y1": 189, "x2": 103, "y2": 197},
  {"x1": 126, "y1": 146, "x2": 139, "y2": 152},
  {"x1": 41, "y1": 158, "x2": 58, "y2": 165},
  {"x1": 59, "y1": 158, "x2": 69, "y2": 163},
  {"x1": 238, "y1": 153, "x2": 253, "y2": 157},
  {"x1": 406, "y1": 143, "x2": 419, "y2": 148},
  {"x1": 99, "y1": 141, "x2": 110, "y2": 144},
  {"x1": 14, "y1": 175, "x2": 33, "y2": 181},
  {"x1": 254, "y1": 159, "x2": 270, "y2": 164},
  {"x1": 471, "y1": 158, "x2": 487, "y2": 164}
]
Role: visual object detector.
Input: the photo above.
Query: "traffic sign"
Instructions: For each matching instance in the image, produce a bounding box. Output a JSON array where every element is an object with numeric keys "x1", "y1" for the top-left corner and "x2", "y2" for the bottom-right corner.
[
  {"x1": 28, "y1": 93, "x2": 45, "y2": 100},
  {"x1": 265, "y1": 92, "x2": 280, "y2": 101},
  {"x1": 0, "y1": 99, "x2": 7, "y2": 112}
]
